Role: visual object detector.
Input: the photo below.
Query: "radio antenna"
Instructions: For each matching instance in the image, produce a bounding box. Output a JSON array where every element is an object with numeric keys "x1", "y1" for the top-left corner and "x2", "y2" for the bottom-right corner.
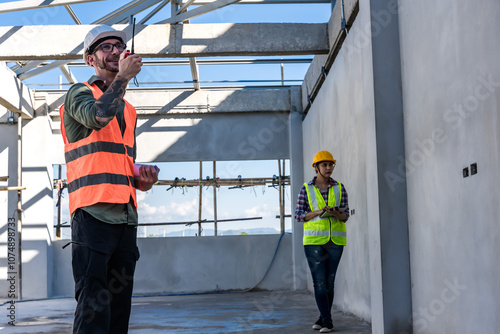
[
  {"x1": 131, "y1": 18, "x2": 139, "y2": 87},
  {"x1": 131, "y1": 17, "x2": 136, "y2": 54}
]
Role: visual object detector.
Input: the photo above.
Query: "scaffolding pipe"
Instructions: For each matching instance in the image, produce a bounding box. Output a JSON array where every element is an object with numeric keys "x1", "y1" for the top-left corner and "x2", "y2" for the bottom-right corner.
[
  {"x1": 140, "y1": 216, "x2": 262, "y2": 227},
  {"x1": 55, "y1": 216, "x2": 263, "y2": 228},
  {"x1": 282, "y1": 159, "x2": 286, "y2": 232},
  {"x1": 281, "y1": 61, "x2": 284, "y2": 86},
  {"x1": 213, "y1": 161, "x2": 218, "y2": 236},
  {"x1": 56, "y1": 165, "x2": 62, "y2": 239},
  {"x1": 278, "y1": 159, "x2": 284, "y2": 233},
  {"x1": 0, "y1": 186, "x2": 26, "y2": 191},
  {"x1": 56, "y1": 177, "x2": 290, "y2": 189},
  {"x1": 198, "y1": 161, "x2": 202, "y2": 236}
]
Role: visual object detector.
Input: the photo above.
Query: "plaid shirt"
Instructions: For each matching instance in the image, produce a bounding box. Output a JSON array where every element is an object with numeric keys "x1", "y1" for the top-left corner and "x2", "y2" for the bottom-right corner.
[{"x1": 294, "y1": 177, "x2": 349, "y2": 222}]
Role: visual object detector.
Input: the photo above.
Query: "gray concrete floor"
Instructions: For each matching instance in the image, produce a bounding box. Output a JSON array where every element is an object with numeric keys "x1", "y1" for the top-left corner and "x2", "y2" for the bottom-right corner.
[{"x1": 1, "y1": 291, "x2": 371, "y2": 333}]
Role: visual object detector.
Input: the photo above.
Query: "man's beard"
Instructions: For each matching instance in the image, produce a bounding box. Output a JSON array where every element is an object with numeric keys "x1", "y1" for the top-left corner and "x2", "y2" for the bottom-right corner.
[{"x1": 95, "y1": 55, "x2": 119, "y2": 72}]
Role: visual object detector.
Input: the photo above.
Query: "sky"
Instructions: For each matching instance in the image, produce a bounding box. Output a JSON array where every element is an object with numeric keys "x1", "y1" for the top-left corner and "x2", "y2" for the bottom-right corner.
[{"x1": 0, "y1": 0, "x2": 331, "y2": 238}]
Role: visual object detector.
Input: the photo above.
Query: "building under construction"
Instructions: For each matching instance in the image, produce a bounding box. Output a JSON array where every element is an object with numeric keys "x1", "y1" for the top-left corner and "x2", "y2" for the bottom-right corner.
[{"x1": 0, "y1": 0, "x2": 499, "y2": 333}]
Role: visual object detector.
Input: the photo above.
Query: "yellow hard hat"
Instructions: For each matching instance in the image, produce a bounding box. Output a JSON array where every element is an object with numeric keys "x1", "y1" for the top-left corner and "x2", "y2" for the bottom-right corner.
[{"x1": 312, "y1": 150, "x2": 336, "y2": 167}]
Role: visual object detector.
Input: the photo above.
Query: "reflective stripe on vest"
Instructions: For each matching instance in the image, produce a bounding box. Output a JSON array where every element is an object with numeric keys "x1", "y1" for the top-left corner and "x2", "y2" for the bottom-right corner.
[
  {"x1": 59, "y1": 81, "x2": 137, "y2": 214},
  {"x1": 303, "y1": 182, "x2": 347, "y2": 246},
  {"x1": 303, "y1": 230, "x2": 346, "y2": 237}
]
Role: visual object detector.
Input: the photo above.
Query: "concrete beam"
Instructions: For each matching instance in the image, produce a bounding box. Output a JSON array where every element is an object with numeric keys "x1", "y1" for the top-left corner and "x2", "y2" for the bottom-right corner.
[
  {"x1": 39, "y1": 87, "x2": 292, "y2": 117},
  {"x1": 135, "y1": 111, "x2": 290, "y2": 162},
  {"x1": 180, "y1": 0, "x2": 330, "y2": 3},
  {"x1": 0, "y1": 23, "x2": 328, "y2": 61},
  {"x1": 0, "y1": 62, "x2": 34, "y2": 118},
  {"x1": 130, "y1": 88, "x2": 292, "y2": 114},
  {"x1": 40, "y1": 87, "x2": 292, "y2": 164}
]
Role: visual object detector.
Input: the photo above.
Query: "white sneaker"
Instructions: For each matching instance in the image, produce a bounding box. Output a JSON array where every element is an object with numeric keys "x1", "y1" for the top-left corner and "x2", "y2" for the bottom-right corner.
[
  {"x1": 319, "y1": 323, "x2": 334, "y2": 333},
  {"x1": 312, "y1": 317, "x2": 323, "y2": 330}
]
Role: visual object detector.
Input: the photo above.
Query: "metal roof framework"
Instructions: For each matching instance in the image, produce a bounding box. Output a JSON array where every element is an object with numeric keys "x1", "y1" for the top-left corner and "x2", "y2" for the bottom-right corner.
[{"x1": 2, "y1": 0, "x2": 331, "y2": 90}]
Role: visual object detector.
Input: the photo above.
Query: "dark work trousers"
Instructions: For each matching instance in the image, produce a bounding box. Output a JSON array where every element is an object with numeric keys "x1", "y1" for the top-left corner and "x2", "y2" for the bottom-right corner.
[
  {"x1": 304, "y1": 241, "x2": 344, "y2": 325},
  {"x1": 71, "y1": 209, "x2": 140, "y2": 334}
]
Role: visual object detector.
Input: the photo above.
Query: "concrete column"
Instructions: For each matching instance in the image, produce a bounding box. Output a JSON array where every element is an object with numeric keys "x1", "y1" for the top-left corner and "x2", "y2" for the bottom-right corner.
[
  {"x1": 19, "y1": 110, "x2": 54, "y2": 299},
  {"x1": 368, "y1": 0, "x2": 412, "y2": 332},
  {"x1": 0, "y1": 110, "x2": 21, "y2": 298},
  {"x1": 289, "y1": 87, "x2": 306, "y2": 290}
]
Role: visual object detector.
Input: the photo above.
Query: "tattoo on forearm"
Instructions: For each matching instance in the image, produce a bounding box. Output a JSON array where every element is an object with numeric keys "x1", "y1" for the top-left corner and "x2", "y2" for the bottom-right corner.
[{"x1": 95, "y1": 77, "x2": 128, "y2": 125}]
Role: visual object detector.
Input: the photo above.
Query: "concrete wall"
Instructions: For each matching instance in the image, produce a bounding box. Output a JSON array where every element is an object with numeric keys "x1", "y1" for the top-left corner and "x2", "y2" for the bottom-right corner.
[
  {"x1": 398, "y1": 0, "x2": 500, "y2": 333},
  {"x1": 300, "y1": 1, "x2": 373, "y2": 322},
  {"x1": 52, "y1": 234, "x2": 293, "y2": 297},
  {"x1": 300, "y1": 0, "x2": 500, "y2": 332}
]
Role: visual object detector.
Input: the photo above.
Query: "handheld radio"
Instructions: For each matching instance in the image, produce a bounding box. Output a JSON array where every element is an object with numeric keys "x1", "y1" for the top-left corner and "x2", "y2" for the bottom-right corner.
[{"x1": 125, "y1": 18, "x2": 139, "y2": 86}]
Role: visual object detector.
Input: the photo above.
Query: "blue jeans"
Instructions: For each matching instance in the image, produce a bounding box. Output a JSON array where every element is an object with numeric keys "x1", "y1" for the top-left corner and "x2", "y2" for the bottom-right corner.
[{"x1": 304, "y1": 241, "x2": 344, "y2": 324}]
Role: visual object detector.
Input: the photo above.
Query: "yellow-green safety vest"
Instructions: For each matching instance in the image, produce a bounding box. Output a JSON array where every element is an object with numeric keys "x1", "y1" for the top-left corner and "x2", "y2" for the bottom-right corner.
[{"x1": 303, "y1": 182, "x2": 347, "y2": 246}]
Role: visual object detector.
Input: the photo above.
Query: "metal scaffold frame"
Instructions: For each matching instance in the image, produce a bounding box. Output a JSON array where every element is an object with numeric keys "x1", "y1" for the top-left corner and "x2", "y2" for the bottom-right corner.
[
  {"x1": 54, "y1": 159, "x2": 290, "y2": 237},
  {"x1": 0, "y1": 176, "x2": 26, "y2": 191}
]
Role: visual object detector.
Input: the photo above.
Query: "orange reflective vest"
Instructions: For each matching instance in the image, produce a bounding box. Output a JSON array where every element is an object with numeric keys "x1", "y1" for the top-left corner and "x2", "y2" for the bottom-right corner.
[{"x1": 59, "y1": 82, "x2": 137, "y2": 215}]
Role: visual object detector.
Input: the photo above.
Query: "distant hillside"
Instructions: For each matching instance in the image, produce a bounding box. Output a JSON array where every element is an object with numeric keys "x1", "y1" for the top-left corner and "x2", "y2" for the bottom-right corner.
[{"x1": 143, "y1": 227, "x2": 289, "y2": 237}]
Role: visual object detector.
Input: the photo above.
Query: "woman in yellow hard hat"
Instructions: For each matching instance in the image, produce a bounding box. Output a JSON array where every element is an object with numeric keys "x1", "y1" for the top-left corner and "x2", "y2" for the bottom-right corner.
[{"x1": 294, "y1": 150, "x2": 349, "y2": 333}]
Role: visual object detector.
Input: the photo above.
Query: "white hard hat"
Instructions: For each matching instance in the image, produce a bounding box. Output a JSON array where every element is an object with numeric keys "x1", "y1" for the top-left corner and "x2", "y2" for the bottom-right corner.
[{"x1": 83, "y1": 25, "x2": 127, "y2": 66}]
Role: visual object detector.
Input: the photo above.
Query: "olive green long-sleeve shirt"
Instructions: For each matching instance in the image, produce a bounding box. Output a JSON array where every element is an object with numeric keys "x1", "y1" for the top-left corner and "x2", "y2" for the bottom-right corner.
[{"x1": 63, "y1": 75, "x2": 138, "y2": 225}]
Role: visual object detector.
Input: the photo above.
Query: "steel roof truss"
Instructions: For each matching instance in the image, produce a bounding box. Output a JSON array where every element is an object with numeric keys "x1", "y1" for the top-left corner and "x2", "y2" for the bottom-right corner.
[
  {"x1": 65, "y1": 5, "x2": 82, "y2": 24},
  {"x1": 59, "y1": 65, "x2": 77, "y2": 84},
  {"x1": 140, "y1": 0, "x2": 171, "y2": 24},
  {"x1": 18, "y1": 60, "x2": 72, "y2": 81},
  {"x1": 93, "y1": 0, "x2": 163, "y2": 25},
  {"x1": 158, "y1": 0, "x2": 240, "y2": 24},
  {"x1": 14, "y1": 61, "x2": 44, "y2": 76},
  {"x1": 0, "y1": 0, "x2": 105, "y2": 14}
]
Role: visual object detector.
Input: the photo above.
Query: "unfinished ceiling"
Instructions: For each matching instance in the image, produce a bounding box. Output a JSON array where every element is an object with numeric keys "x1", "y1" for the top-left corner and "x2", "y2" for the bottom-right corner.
[{"x1": 0, "y1": 0, "x2": 332, "y2": 91}]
